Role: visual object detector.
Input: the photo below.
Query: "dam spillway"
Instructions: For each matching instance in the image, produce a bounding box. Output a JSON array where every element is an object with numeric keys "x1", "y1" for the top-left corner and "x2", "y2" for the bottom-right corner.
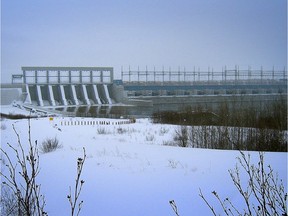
[
  {"x1": 25, "y1": 84, "x2": 115, "y2": 106},
  {"x1": 16, "y1": 67, "x2": 121, "y2": 107},
  {"x1": 1, "y1": 66, "x2": 287, "y2": 117}
]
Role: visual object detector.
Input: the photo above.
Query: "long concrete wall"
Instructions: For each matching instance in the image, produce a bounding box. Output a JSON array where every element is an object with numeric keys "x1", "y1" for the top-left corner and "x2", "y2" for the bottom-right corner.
[{"x1": 124, "y1": 81, "x2": 287, "y2": 97}]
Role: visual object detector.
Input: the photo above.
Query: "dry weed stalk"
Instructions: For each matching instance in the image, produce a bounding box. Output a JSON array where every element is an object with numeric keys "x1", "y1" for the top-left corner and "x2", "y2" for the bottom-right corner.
[
  {"x1": 0, "y1": 118, "x2": 47, "y2": 215},
  {"x1": 67, "y1": 147, "x2": 86, "y2": 216},
  {"x1": 199, "y1": 151, "x2": 287, "y2": 216}
]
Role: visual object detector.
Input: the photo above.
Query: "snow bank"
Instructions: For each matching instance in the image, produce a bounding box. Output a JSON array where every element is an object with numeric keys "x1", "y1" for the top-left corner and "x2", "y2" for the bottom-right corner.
[{"x1": 1, "y1": 117, "x2": 287, "y2": 215}]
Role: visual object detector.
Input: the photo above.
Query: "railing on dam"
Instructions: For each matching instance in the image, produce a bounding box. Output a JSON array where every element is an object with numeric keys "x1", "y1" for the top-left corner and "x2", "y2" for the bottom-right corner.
[
  {"x1": 121, "y1": 66, "x2": 287, "y2": 84},
  {"x1": 16, "y1": 67, "x2": 114, "y2": 84},
  {"x1": 121, "y1": 66, "x2": 287, "y2": 97}
]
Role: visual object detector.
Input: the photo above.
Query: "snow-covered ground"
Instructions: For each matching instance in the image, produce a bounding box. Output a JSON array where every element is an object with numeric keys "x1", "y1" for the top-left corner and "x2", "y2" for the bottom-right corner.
[
  {"x1": 1, "y1": 105, "x2": 35, "y2": 116},
  {"x1": 1, "y1": 107, "x2": 287, "y2": 215}
]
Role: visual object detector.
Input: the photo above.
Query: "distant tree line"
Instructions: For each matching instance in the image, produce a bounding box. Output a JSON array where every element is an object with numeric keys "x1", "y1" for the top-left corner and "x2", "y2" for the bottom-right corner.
[
  {"x1": 152, "y1": 97, "x2": 287, "y2": 130},
  {"x1": 153, "y1": 97, "x2": 287, "y2": 152}
]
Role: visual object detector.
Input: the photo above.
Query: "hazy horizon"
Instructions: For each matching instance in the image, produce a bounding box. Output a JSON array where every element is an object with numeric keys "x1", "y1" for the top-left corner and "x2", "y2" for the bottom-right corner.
[{"x1": 1, "y1": 0, "x2": 287, "y2": 83}]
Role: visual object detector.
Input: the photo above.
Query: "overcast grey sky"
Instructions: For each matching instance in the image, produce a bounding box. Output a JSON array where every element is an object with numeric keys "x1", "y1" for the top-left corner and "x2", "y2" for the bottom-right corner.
[{"x1": 1, "y1": 0, "x2": 287, "y2": 83}]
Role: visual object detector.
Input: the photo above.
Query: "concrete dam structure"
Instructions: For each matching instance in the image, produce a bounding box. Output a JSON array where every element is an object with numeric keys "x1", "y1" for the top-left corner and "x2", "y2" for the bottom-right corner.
[
  {"x1": 120, "y1": 66, "x2": 287, "y2": 112},
  {"x1": 1, "y1": 66, "x2": 287, "y2": 117},
  {"x1": 9, "y1": 67, "x2": 125, "y2": 107},
  {"x1": 121, "y1": 66, "x2": 287, "y2": 97}
]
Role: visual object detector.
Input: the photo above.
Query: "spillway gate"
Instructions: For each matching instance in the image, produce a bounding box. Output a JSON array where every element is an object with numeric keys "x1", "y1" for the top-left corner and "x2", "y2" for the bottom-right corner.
[{"x1": 20, "y1": 67, "x2": 115, "y2": 106}]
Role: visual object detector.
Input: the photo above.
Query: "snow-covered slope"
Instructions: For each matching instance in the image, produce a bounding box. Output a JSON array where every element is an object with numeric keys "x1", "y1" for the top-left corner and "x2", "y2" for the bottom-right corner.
[{"x1": 1, "y1": 117, "x2": 287, "y2": 216}]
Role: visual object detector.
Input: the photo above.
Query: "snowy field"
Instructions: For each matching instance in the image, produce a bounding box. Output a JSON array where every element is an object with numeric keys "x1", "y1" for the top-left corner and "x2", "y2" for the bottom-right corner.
[{"x1": 0, "y1": 108, "x2": 287, "y2": 215}]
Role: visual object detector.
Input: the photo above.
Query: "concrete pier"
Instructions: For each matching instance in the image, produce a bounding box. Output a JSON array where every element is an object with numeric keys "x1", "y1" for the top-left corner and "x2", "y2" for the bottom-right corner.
[
  {"x1": 104, "y1": 84, "x2": 112, "y2": 104},
  {"x1": 36, "y1": 85, "x2": 44, "y2": 106},
  {"x1": 92, "y1": 84, "x2": 102, "y2": 104},
  {"x1": 81, "y1": 85, "x2": 90, "y2": 105},
  {"x1": 71, "y1": 85, "x2": 79, "y2": 105},
  {"x1": 25, "y1": 84, "x2": 32, "y2": 104},
  {"x1": 59, "y1": 85, "x2": 68, "y2": 106},
  {"x1": 48, "y1": 85, "x2": 56, "y2": 106}
]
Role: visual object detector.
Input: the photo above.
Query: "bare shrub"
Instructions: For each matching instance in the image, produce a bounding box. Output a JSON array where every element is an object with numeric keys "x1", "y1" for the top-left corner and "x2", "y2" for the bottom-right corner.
[
  {"x1": 162, "y1": 141, "x2": 176, "y2": 146},
  {"x1": 153, "y1": 98, "x2": 287, "y2": 152},
  {"x1": 215, "y1": 126, "x2": 230, "y2": 150},
  {"x1": 170, "y1": 152, "x2": 287, "y2": 216},
  {"x1": 159, "y1": 127, "x2": 169, "y2": 135},
  {"x1": 0, "y1": 113, "x2": 31, "y2": 119},
  {"x1": 40, "y1": 136, "x2": 62, "y2": 153},
  {"x1": 1, "y1": 186, "x2": 24, "y2": 215},
  {"x1": 189, "y1": 125, "x2": 217, "y2": 149},
  {"x1": 67, "y1": 147, "x2": 86, "y2": 216},
  {"x1": 169, "y1": 200, "x2": 180, "y2": 216},
  {"x1": 167, "y1": 159, "x2": 182, "y2": 169},
  {"x1": 145, "y1": 134, "x2": 155, "y2": 142},
  {"x1": 199, "y1": 151, "x2": 287, "y2": 216},
  {"x1": 117, "y1": 127, "x2": 128, "y2": 134},
  {"x1": 0, "y1": 121, "x2": 47, "y2": 215},
  {"x1": 189, "y1": 126, "x2": 200, "y2": 148},
  {"x1": 174, "y1": 125, "x2": 189, "y2": 147},
  {"x1": 97, "y1": 127, "x2": 109, "y2": 134}
]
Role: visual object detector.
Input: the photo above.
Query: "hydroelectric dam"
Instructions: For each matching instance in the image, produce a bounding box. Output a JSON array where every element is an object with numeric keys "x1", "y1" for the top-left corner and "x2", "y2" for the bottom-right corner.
[{"x1": 1, "y1": 66, "x2": 287, "y2": 117}]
